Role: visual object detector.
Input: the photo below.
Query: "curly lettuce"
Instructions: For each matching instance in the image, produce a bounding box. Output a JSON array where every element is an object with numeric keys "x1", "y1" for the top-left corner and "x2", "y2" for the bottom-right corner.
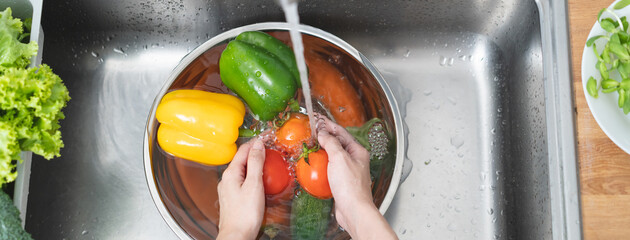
[
  {"x1": 0, "y1": 8, "x2": 37, "y2": 69},
  {"x1": 0, "y1": 8, "x2": 70, "y2": 186}
]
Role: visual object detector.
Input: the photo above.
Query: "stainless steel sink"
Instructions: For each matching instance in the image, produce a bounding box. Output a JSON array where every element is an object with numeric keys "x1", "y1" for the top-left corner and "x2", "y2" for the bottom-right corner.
[{"x1": 25, "y1": 0, "x2": 580, "y2": 239}]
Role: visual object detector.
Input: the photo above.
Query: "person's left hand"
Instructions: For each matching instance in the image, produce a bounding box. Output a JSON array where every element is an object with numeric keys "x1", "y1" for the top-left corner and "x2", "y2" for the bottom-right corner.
[{"x1": 216, "y1": 139, "x2": 266, "y2": 240}]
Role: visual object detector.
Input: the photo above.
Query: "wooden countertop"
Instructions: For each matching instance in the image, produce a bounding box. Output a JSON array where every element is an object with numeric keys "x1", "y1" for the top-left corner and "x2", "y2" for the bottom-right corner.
[{"x1": 568, "y1": 0, "x2": 630, "y2": 239}]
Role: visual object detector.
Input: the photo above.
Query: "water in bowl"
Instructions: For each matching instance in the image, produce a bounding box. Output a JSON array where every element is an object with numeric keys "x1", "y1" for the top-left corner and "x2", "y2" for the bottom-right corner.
[{"x1": 149, "y1": 32, "x2": 395, "y2": 240}]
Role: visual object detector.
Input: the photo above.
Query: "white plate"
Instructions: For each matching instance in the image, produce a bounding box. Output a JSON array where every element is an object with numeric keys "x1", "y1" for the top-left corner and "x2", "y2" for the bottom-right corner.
[{"x1": 582, "y1": 0, "x2": 630, "y2": 154}]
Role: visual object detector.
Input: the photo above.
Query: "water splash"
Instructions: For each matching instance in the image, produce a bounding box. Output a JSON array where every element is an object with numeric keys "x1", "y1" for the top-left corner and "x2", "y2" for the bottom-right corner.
[{"x1": 279, "y1": 0, "x2": 317, "y2": 140}]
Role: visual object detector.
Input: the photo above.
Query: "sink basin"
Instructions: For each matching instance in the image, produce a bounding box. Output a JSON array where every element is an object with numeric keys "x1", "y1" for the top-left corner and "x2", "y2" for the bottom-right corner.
[{"x1": 24, "y1": 0, "x2": 581, "y2": 239}]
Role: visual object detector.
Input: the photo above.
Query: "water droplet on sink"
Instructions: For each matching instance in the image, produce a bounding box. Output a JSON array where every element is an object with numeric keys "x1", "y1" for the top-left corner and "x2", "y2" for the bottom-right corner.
[
  {"x1": 447, "y1": 58, "x2": 454, "y2": 66},
  {"x1": 404, "y1": 49, "x2": 411, "y2": 58},
  {"x1": 113, "y1": 47, "x2": 125, "y2": 54},
  {"x1": 448, "y1": 96, "x2": 457, "y2": 105},
  {"x1": 497, "y1": 108, "x2": 502, "y2": 113},
  {"x1": 399, "y1": 158, "x2": 413, "y2": 184},
  {"x1": 81, "y1": 230, "x2": 89, "y2": 235},
  {"x1": 90, "y1": 51, "x2": 99, "y2": 58},
  {"x1": 488, "y1": 208, "x2": 494, "y2": 215},
  {"x1": 447, "y1": 223, "x2": 457, "y2": 231},
  {"x1": 439, "y1": 56, "x2": 447, "y2": 66},
  {"x1": 450, "y1": 136, "x2": 464, "y2": 149},
  {"x1": 423, "y1": 90, "x2": 432, "y2": 96}
]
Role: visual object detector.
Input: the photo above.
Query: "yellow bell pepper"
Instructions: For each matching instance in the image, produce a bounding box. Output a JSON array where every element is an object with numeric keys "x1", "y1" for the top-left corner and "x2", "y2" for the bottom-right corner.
[{"x1": 156, "y1": 89, "x2": 246, "y2": 165}]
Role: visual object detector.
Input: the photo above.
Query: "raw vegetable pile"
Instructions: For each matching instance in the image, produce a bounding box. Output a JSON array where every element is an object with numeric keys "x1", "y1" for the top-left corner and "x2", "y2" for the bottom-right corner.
[
  {"x1": 155, "y1": 31, "x2": 393, "y2": 239},
  {"x1": 586, "y1": 0, "x2": 630, "y2": 114},
  {"x1": 0, "y1": 8, "x2": 70, "y2": 186}
]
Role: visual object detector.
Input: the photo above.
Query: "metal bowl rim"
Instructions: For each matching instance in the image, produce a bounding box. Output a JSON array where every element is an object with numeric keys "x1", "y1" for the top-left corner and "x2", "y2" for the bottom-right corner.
[{"x1": 143, "y1": 22, "x2": 405, "y2": 239}]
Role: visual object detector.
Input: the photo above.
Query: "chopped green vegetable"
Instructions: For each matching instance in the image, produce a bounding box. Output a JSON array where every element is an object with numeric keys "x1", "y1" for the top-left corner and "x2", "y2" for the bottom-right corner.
[
  {"x1": 587, "y1": 77, "x2": 599, "y2": 98},
  {"x1": 601, "y1": 19, "x2": 617, "y2": 32},
  {"x1": 624, "y1": 90, "x2": 630, "y2": 114},
  {"x1": 586, "y1": 5, "x2": 630, "y2": 115},
  {"x1": 615, "y1": 0, "x2": 630, "y2": 10},
  {"x1": 602, "y1": 79, "x2": 620, "y2": 89},
  {"x1": 587, "y1": 35, "x2": 604, "y2": 47},
  {"x1": 0, "y1": 7, "x2": 70, "y2": 186},
  {"x1": 0, "y1": 190, "x2": 32, "y2": 240},
  {"x1": 619, "y1": 89, "x2": 626, "y2": 108}
]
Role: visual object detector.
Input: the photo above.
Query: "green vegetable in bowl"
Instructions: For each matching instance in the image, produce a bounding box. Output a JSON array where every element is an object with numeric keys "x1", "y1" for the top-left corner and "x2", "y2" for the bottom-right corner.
[
  {"x1": 0, "y1": 8, "x2": 70, "y2": 186},
  {"x1": 219, "y1": 31, "x2": 300, "y2": 121},
  {"x1": 290, "y1": 189, "x2": 332, "y2": 240},
  {"x1": 586, "y1": 4, "x2": 630, "y2": 114}
]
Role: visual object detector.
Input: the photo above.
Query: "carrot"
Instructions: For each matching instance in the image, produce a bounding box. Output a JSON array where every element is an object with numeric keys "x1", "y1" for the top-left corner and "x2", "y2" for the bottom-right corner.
[{"x1": 306, "y1": 53, "x2": 367, "y2": 127}]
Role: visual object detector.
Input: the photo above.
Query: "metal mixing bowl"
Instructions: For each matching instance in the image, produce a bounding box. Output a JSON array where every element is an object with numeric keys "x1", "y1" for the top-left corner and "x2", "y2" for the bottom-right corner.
[{"x1": 143, "y1": 22, "x2": 404, "y2": 239}]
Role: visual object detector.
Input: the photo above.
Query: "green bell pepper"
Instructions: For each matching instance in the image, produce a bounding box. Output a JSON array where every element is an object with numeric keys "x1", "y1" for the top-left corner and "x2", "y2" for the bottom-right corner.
[{"x1": 219, "y1": 31, "x2": 300, "y2": 121}]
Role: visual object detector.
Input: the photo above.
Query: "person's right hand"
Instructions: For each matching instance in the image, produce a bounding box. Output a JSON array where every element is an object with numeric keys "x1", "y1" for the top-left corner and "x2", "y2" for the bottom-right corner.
[
  {"x1": 316, "y1": 117, "x2": 397, "y2": 240},
  {"x1": 216, "y1": 139, "x2": 266, "y2": 240}
]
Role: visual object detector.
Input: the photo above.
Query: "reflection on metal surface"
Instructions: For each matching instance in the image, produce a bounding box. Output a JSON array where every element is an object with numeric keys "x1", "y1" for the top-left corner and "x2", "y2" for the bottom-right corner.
[
  {"x1": 144, "y1": 24, "x2": 404, "y2": 239},
  {"x1": 26, "y1": 0, "x2": 579, "y2": 239}
]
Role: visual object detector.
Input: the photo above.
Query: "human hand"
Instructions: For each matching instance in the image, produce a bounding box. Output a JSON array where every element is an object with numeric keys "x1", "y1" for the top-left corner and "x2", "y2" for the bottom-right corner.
[
  {"x1": 316, "y1": 117, "x2": 397, "y2": 240},
  {"x1": 316, "y1": 117, "x2": 372, "y2": 228},
  {"x1": 216, "y1": 139, "x2": 266, "y2": 240}
]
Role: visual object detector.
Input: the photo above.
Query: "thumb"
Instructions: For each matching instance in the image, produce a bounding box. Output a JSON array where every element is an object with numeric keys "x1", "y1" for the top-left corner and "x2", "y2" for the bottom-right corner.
[
  {"x1": 244, "y1": 139, "x2": 266, "y2": 186},
  {"x1": 317, "y1": 130, "x2": 345, "y2": 163}
]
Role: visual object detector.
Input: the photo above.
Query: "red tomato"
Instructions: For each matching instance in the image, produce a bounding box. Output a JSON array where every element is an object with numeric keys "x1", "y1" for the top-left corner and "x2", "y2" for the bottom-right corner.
[
  {"x1": 263, "y1": 149, "x2": 291, "y2": 195},
  {"x1": 275, "y1": 113, "x2": 311, "y2": 155},
  {"x1": 295, "y1": 149, "x2": 332, "y2": 199}
]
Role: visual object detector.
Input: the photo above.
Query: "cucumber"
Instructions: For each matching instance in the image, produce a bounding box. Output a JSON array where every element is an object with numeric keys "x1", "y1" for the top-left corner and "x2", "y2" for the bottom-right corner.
[{"x1": 290, "y1": 190, "x2": 333, "y2": 240}]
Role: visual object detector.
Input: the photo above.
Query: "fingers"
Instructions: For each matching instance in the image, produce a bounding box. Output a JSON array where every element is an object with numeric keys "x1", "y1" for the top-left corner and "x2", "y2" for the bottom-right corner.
[
  {"x1": 318, "y1": 117, "x2": 354, "y2": 148},
  {"x1": 222, "y1": 140, "x2": 254, "y2": 184},
  {"x1": 317, "y1": 116, "x2": 369, "y2": 163},
  {"x1": 244, "y1": 139, "x2": 266, "y2": 187},
  {"x1": 317, "y1": 130, "x2": 346, "y2": 163}
]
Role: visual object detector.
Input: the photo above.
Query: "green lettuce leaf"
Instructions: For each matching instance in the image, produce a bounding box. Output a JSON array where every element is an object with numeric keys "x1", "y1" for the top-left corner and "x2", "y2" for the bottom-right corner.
[
  {"x1": 0, "y1": 65, "x2": 70, "y2": 185},
  {"x1": 0, "y1": 8, "x2": 37, "y2": 69},
  {"x1": 0, "y1": 7, "x2": 69, "y2": 186}
]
